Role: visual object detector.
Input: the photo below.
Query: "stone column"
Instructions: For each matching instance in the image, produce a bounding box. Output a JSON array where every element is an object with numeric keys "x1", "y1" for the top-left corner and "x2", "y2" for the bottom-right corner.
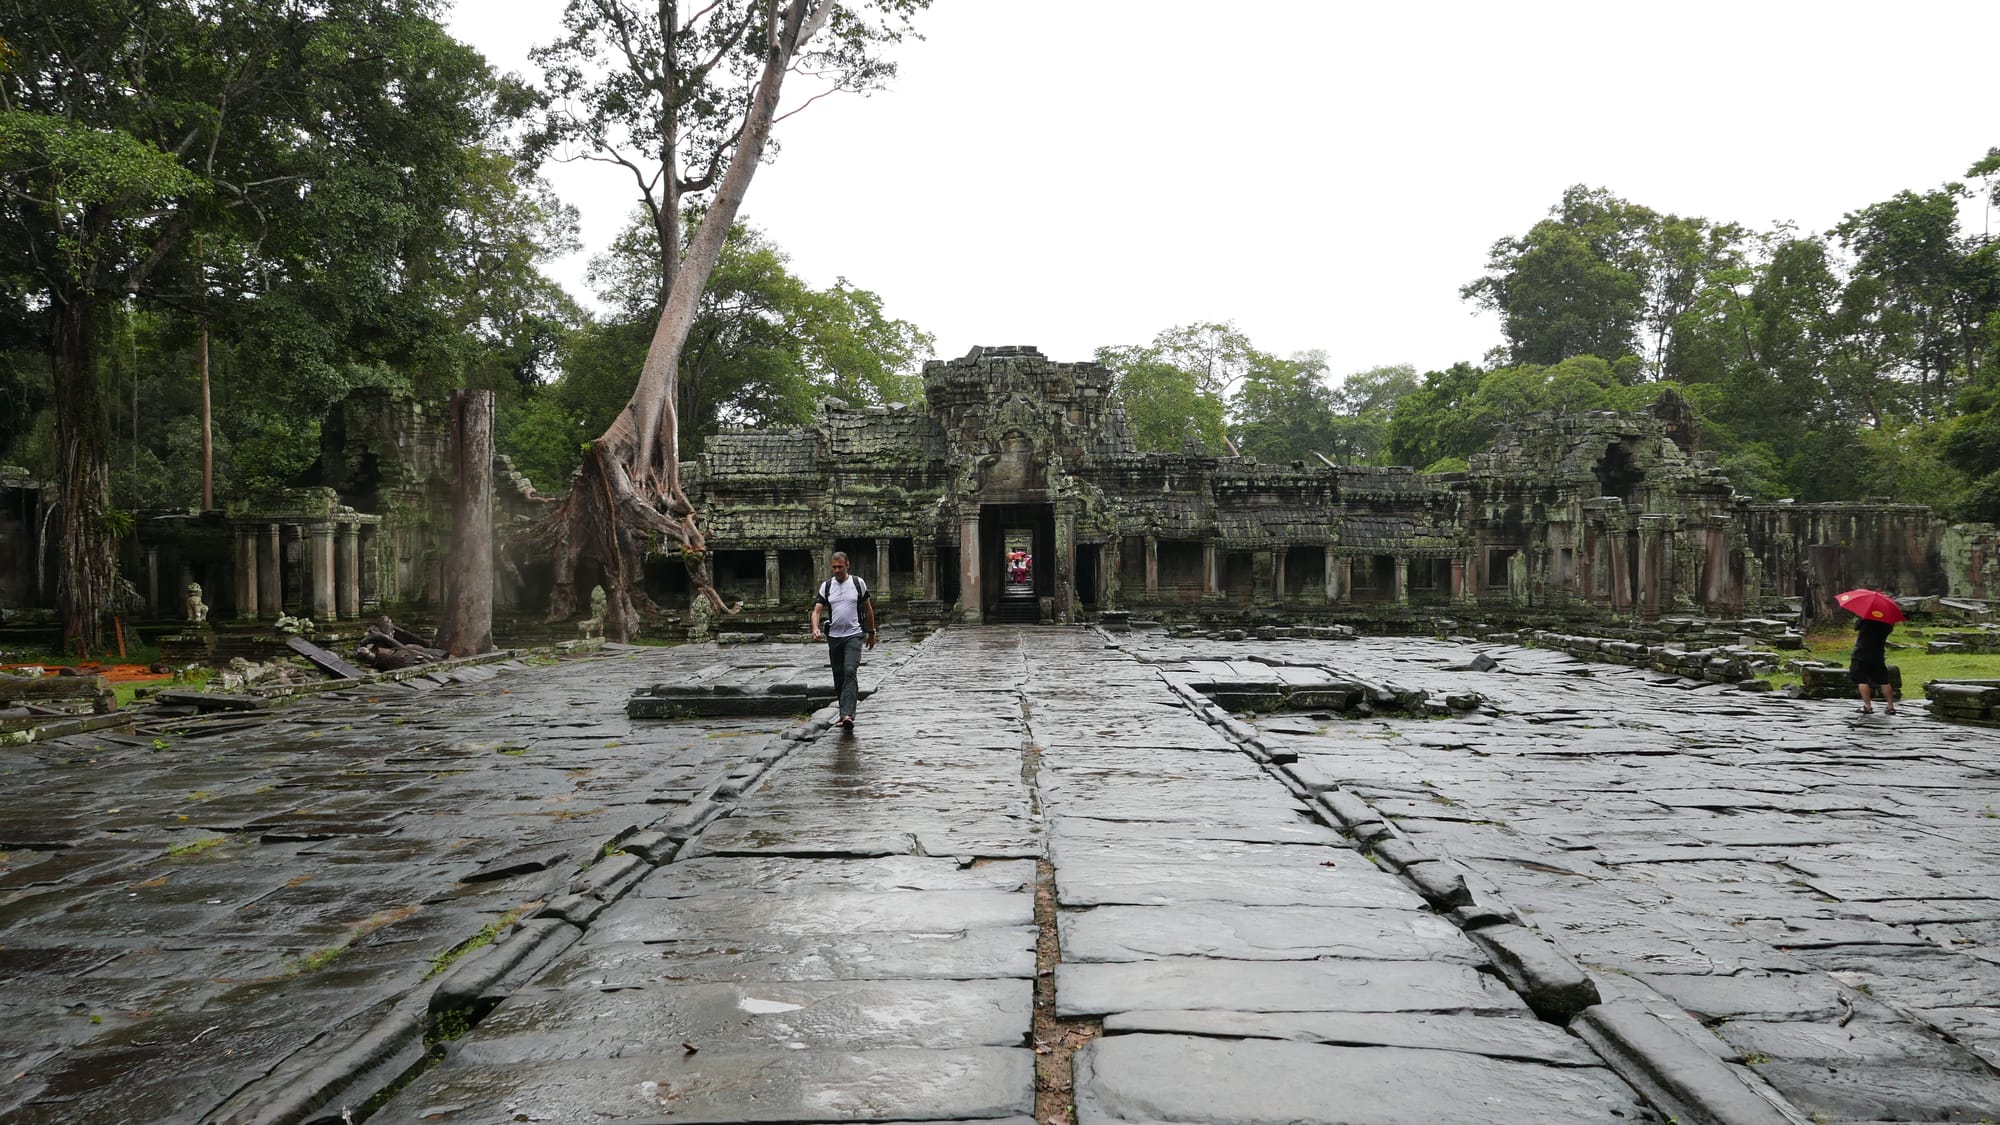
[
  {"x1": 1337, "y1": 558, "x2": 1353, "y2": 602},
  {"x1": 764, "y1": 550, "x2": 781, "y2": 603},
  {"x1": 1608, "y1": 531, "x2": 1633, "y2": 614},
  {"x1": 259, "y1": 523, "x2": 283, "y2": 617},
  {"x1": 1056, "y1": 513, "x2": 1075, "y2": 623},
  {"x1": 1394, "y1": 557, "x2": 1410, "y2": 607},
  {"x1": 145, "y1": 545, "x2": 161, "y2": 615},
  {"x1": 235, "y1": 526, "x2": 260, "y2": 620},
  {"x1": 337, "y1": 524, "x2": 361, "y2": 619},
  {"x1": 918, "y1": 543, "x2": 937, "y2": 600},
  {"x1": 1102, "y1": 539, "x2": 1121, "y2": 607},
  {"x1": 360, "y1": 526, "x2": 382, "y2": 612},
  {"x1": 875, "y1": 538, "x2": 891, "y2": 599},
  {"x1": 1324, "y1": 545, "x2": 1338, "y2": 603},
  {"x1": 959, "y1": 515, "x2": 982, "y2": 623},
  {"x1": 1144, "y1": 535, "x2": 1158, "y2": 597},
  {"x1": 1637, "y1": 517, "x2": 1666, "y2": 619},
  {"x1": 308, "y1": 524, "x2": 336, "y2": 620},
  {"x1": 1450, "y1": 557, "x2": 1467, "y2": 601},
  {"x1": 1274, "y1": 549, "x2": 1288, "y2": 604},
  {"x1": 1204, "y1": 543, "x2": 1220, "y2": 596}
]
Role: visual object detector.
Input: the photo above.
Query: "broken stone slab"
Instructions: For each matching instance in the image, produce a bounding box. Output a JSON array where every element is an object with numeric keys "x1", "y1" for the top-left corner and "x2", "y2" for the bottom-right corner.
[
  {"x1": 153, "y1": 689, "x2": 272, "y2": 712},
  {"x1": 284, "y1": 635, "x2": 366, "y2": 679},
  {"x1": 1100, "y1": 1009, "x2": 1601, "y2": 1066},
  {"x1": 1569, "y1": 1000, "x2": 1796, "y2": 1125},
  {"x1": 618, "y1": 829, "x2": 677, "y2": 864},
  {"x1": 368, "y1": 1047, "x2": 1035, "y2": 1124},
  {"x1": 461, "y1": 846, "x2": 578, "y2": 884},
  {"x1": 1072, "y1": 1033, "x2": 1650, "y2": 1125}
]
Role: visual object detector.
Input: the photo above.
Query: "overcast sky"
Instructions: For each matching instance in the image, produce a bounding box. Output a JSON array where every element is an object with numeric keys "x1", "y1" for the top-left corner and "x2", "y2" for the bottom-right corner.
[{"x1": 448, "y1": 0, "x2": 1999, "y2": 383}]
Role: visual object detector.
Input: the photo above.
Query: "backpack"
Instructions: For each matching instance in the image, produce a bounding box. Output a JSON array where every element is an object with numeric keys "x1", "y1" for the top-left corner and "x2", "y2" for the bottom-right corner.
[{"x1": 817, "y1": 575, "x2": 867, "y2": 604}]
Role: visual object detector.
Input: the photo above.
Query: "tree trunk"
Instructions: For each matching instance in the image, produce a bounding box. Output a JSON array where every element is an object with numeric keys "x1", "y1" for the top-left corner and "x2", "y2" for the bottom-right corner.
[
  {"x1": 540, "y1": 0, "x2": 816, "y2": 641},
  {"x1": 52, "y1": 296, "x2": 114, "y2": 656},
  {"x1": 199, "y1": 320, "x2": 214, "y2": 510},
  {"x1": 439, "y1": 389, "x2": 495, "y2": 657}
]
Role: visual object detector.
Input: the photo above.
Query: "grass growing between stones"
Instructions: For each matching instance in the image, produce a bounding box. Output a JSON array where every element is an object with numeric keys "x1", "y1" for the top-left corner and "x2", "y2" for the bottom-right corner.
[
  {"x1": 424, "y1": 907, "x2": 528, "y2": 979},
  {"x1": 1765, "y1": 623, "x2": 2000, "y2": 697}
]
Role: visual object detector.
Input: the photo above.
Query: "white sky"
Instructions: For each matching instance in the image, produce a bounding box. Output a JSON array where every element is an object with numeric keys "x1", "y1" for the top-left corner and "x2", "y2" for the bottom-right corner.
[{"x1": 449, "y1": 0, "x2": 2000, "y2": 382}]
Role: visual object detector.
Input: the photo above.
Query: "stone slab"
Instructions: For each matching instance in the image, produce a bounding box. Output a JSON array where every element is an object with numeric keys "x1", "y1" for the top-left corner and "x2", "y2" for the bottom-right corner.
[
  {"x1": 1072, "y1": 1034, "x2": 1647, "y2": 1125},
  {"x1": 1059, "y1": 903, "x2": 1477, "y2": 963},
  {"x1": 371, "y1": 1046, "x2": 1035, "y2": 1124},
  {"x1": 586, "y1": 888, "x2": 1034, "y2": 943},
  {"x1": 1055, "y1": 958, "x2": 1528, "y2": 1019},
  {"x1": 539, "y1": 929, "x2": 1038, "y2": 988},
  {"x1": 1054, "y1": 856, "x2": 1424, "y2": 910},
  {"x1": 1100, "y1": 1009, "x2": 1601, "y2": 1066},
  {"x1": 456, "y1": 979, "x2": 1031, "y2": 1063}
]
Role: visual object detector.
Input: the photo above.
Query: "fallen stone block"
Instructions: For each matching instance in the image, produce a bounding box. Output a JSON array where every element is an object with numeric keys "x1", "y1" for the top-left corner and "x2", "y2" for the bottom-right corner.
[
  {"x1": 1468, "y1": 923, "x2": 1600, "y2": 1022},
  {"x1": 1571, "y1": 1000, "x2": 1796, "y2": 1125}
]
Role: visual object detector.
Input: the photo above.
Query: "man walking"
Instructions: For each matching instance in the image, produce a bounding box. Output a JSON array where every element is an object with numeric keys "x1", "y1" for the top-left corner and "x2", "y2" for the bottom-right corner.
[{"x1": 809, "y1": 551, "x2": 876, "y2": 728}]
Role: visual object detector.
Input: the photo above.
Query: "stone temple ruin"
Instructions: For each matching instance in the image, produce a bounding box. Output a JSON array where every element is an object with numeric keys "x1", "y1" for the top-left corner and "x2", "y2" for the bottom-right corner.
[{"x1": 4, "y1": 345, "x2": 1999, "y2": 644}]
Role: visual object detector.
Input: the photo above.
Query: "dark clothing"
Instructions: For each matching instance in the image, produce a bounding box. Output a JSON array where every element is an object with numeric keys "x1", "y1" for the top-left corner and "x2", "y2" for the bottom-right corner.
[
  {"x1": 827, "y1": 633, "x2": 863, "y2": 718},
  {"x1": 1848, "y1": 618, "x2": 1894, "y2": 685}
]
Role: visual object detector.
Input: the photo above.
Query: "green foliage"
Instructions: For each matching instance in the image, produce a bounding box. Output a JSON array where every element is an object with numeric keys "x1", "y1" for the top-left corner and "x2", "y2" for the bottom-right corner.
[
  {"x1": 1096, "y1": 321, "x2": 1259, "y2": 454},
  {"x1": 1234, "y1": 350, "x2": 1339, "y2": 464},
  {"x1": 1095, "y1": 349, "x2": 1225, "y2": 454},
  {"x1": 503, "y1": 215, "x2": 931, "y2": 483}
]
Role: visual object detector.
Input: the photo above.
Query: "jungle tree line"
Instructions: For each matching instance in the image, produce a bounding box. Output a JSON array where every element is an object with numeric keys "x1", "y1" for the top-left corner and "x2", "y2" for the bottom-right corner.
[
  {"x1": 1099, "y1": 155, "x2": 2000, "y2": 517},
  {"x1": 3, "y1": 0, "x2": 931, "y2": 652},
  {"x1": 5, "y1": 0, "x2": 1995, "y2": 653}
]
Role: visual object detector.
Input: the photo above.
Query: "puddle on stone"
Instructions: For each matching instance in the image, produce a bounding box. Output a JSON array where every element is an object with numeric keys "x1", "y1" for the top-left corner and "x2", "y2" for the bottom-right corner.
[{"x1": 738, "y1": 996, "x2": 804, "y2": 1014}]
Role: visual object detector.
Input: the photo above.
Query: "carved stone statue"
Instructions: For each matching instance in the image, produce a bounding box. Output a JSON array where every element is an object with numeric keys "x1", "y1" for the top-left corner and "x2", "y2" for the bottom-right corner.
[
  {"x1": 579, "y1": 585, "x2": 608, "y2": 641},
  {"x1": 184, "y1": 582, "x2": 209, "y2": 625}
]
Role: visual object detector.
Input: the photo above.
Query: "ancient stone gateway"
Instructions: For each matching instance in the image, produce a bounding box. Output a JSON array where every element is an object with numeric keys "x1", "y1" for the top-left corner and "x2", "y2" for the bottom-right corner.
[{"x1": 686, "y1": 345, "x2": 1901, "y2": 634}]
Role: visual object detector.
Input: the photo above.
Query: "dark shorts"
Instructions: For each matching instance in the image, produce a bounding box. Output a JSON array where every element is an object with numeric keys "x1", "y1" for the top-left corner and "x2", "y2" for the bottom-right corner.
[{"x1": 1848, "y1": 657, "x2": 1890, "y2": 685}]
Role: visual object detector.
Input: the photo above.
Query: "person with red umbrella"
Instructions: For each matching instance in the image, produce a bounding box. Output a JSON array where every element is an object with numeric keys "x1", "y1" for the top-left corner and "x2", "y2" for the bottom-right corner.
[{"x1": 1835, "y1": 588, "x2": 1903, "y2": 715}]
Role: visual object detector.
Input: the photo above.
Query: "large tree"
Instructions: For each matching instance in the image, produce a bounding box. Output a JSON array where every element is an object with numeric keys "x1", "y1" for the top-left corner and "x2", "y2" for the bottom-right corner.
[
  {"x1": 524, "y1": 0, "x2": 927, "y2": 640},
  {"x1": 1, "y1": 0, "x2": 534, "y2": 652},
  {"x1": 504, "y1": 216, "x2": 931, "y2": 491},
  {"x1": 1233, "y1": 350, "x2": 1338, "y2": 465}
]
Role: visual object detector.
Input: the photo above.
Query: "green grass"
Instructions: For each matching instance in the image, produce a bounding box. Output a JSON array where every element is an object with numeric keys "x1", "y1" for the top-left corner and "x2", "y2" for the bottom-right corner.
[{"x1": 1765, "y1": 622, "x2": 2000, "y2": 697}]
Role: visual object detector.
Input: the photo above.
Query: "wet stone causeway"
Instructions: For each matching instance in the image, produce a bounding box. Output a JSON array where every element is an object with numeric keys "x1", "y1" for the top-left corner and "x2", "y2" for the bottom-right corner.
[
  {"x1": 4, "y1": 627, "x2": 1999, "y2": 1123},
  {"x1": 0, "y1": 641, "x2": 876, "y2": 1125}
]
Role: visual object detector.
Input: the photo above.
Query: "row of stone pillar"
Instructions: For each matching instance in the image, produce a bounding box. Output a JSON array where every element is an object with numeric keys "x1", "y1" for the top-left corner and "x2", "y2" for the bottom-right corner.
[
  {"x1": 1130, "y1": 536, "x2": 1459, "y2": 607},
  {"x1": 231, "y1": 522, "x2": 370, "y2": 621},
  {"x1": 760, "y1": 539, "x2": 935, "y2": 603}
]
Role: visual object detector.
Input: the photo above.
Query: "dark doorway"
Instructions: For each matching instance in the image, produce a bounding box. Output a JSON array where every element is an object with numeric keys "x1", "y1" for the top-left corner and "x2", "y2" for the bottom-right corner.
[
  {"x1": 1076, "y1": 543, "x2": 1100, "y2": 608},
  {"x1": 978, "y1": 502, "x2": 1055, "y2": 622},
  {"x1": 1595, "y1": 442, "x2": 1644, "y2": 501}
]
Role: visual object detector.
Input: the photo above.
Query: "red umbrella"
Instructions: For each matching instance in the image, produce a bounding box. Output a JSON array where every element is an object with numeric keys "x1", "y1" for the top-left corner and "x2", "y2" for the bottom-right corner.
[{"x1": 1835, "y1": 588, "x2": 1905, "y2": 624}]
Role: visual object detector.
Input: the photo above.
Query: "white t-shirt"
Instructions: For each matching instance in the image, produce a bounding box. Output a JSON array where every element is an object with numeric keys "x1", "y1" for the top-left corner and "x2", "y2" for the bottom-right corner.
[{"x1": 817, "y1": 575, "x2": 869, "y2": 638}]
